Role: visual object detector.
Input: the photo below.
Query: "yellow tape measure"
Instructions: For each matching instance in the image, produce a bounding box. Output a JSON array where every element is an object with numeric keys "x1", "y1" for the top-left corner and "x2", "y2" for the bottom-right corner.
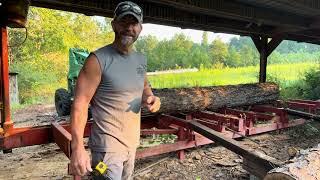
[{"x1": 95, "y1": 161, "x2": 108, "y2": 175}]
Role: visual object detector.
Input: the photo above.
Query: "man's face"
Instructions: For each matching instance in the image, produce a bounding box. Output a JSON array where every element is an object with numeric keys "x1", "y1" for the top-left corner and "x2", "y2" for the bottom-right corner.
[{"x1": 112, "y1": 15, "x2": 142, "y2": 47}]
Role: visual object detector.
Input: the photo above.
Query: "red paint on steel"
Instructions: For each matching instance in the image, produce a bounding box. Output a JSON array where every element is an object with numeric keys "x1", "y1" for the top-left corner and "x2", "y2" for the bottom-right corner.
[
  {"x1": 0, "y1": 121, "x2": 92, "y2": 149},
  {"x1": 247, "y1": 118, "x2": 305, "y2": 135},
  {"x1": 252, "y1": 105, "x2": 288, "y2": 123},
  {"x1": 177, "y1": 149, "x2": 185, "y2": 160},
  {"x1": 158, "y1": 114, "x2": 190, "y2": 129},
  {"x1": 0, "y1": 125, "x2": 52, "y2": 149},
  {"x1": 0, "y1": 27, "x2": 11, "y2": 131},
  {"x1": 192, "y1": 111, "x2": 244, "y2": 132},
  {"x1": 136, "y1": 135, "x2": 212, "y2": 159},
  {"x1": 52, "y1": 122, "x2": 72, "y2": 158},
  {"x1": 221, "y1": 108, "x2": 274, "y2": 122},
  {"x1": 289, "y1": 99, "x2": 320, "y2": 106},
  {"x1": 287, "y1": 101, "x2": 318, "y2": 113},
  {"x1": 177, "y1": 127, "x2": 187, "y2": 160}
]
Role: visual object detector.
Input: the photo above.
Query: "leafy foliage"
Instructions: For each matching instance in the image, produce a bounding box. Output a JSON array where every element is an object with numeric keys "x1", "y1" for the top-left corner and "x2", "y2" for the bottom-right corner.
[
  {"x1": 9, "y1": 7, "x2": 114, "y2": 103},
  {"x1": 7, "y1": 7, "x2": 320, "y2": 104}
]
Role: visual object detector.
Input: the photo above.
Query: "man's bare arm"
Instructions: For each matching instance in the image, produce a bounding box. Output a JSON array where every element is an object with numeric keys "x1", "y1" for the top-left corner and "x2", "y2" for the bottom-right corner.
[
  {"x1": 142, "y1": 76, "x2": 161, "y2": 113},
  {"x1": 70, "y1": 54, "x2": 101, "y2": 175},
  {"x1": 142, "y1": 76, "x2": 154, "y2": 100}
]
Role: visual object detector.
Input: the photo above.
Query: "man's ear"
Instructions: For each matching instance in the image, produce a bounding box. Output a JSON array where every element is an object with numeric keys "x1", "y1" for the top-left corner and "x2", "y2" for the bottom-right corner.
[{"x1": 140, "y1": 23, "x2": 143, "y2": 31}]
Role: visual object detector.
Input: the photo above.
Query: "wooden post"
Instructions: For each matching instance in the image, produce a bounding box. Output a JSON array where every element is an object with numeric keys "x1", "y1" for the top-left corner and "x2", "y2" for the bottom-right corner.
[
  {"x1": 251, "y1": 35, "x2": 283, "y2": 83},
  {"x1": 259, "y1": 36, "x2": 268, "y2": 83}
]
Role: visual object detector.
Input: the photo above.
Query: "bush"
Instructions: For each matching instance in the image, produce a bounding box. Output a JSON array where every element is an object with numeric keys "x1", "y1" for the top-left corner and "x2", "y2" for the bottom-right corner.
[
  {"x1": 301, "y1": 68, "x2": 320, "y2": 100},
  {"x1": 278, "y1": 65, "x2": 320, "y2": 100}
]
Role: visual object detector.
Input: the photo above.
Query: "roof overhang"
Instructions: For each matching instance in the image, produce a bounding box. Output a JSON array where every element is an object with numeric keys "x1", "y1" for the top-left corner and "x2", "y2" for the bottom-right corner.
[{"x1": 30, "y1": 0, "x2": 320, "y2": 44}]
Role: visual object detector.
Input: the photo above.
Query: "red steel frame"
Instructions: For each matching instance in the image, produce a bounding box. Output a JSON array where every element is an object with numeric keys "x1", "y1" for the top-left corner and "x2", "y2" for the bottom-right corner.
[
  {"x1": 0, "y1": 27, "x2": 12, "y2": 136},
  {"x1": 0, "y1": 27, "x2": 317, "y2": 179},
  {"x1": 286, "y1": 99, "x2": 320, "y2": 114}
]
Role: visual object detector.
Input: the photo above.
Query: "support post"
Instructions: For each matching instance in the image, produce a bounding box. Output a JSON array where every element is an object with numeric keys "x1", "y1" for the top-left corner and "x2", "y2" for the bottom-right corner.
[
  {"x1": 177, "y1": 127, "x2": 186, "y2": 160},
  {"x1": 259, "y1": 36, "x2": 268, "y2": 83},
  {"x1": 251, "y1": 35, "x2": 283, "y2": 83},
  {"x1": 0, "y1": 27, "x2": 12, "y2": 133}
]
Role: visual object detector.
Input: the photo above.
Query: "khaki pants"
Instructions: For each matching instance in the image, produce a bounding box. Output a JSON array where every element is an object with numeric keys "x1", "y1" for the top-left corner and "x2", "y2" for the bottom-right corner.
[{"x1": 91, "y1": 149, "x2": 136, "y2": 180}]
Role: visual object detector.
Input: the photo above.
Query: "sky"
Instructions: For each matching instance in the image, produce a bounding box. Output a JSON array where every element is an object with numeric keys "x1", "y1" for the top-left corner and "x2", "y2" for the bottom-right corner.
[
  {"x1": 95, "y1": 16, "x2": 238, "y2": 43},
  {"x1": 140, "y1": 23, "x2": 238, "y2": 44}
]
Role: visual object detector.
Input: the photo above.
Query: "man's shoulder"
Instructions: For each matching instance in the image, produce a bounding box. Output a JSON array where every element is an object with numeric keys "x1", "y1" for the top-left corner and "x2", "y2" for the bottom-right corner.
[{"x1": 94, "y1": 44, "x2": 114, "y2": 54}]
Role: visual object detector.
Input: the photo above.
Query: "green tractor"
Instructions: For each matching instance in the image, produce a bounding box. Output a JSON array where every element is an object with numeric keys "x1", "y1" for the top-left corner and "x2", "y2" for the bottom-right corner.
[{"x1": 55, "y1": 48, "x2": 90, "y2": 117}]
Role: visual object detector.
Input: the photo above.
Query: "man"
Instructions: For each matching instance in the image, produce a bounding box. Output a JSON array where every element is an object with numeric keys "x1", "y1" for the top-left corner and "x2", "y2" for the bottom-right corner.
[{"x1": 70, "y1": 1, "x2": 161, "y2": 179}]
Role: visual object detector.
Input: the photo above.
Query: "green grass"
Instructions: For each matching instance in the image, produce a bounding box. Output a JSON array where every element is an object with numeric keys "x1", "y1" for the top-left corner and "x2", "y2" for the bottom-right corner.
[{"x1": 148, "y1": 62, "x2": 317, "y2": 89}]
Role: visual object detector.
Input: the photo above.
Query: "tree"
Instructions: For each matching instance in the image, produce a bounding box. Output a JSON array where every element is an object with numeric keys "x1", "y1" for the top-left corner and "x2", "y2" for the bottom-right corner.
[
  {"x1": 9, "y1": 7, "x2": 114, "y2": 103},
  {"x1": 226, "y1": 47, "x2": 241, "y2": 67},
  {"x1": 201, "y1": 31, "x2": 208, "y2": 47},
  {"x1": 190, "y1": 44, "x2": 211, "y2": 68},
  {"x1": 135, "y1": 35, "x2": 159, "y2": 71},
  {"x1": 135, "y1": 35, "x2": 158, "y2": 54},
  {"x1": 209, "y1": 38, "x2": 228, "y2": 67},
  {"x1": 239, "y1": 45, "x2": 259, "y2": 66}
]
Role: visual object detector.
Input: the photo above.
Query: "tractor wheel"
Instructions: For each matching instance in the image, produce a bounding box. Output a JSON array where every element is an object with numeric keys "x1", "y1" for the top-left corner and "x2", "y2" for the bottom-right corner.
[
  {"x1": 88, "y1": 107, "x2": 93, "y2": 120},
  {"x1": 55, "y1": 88, "x2": 71, "y2": 116}
]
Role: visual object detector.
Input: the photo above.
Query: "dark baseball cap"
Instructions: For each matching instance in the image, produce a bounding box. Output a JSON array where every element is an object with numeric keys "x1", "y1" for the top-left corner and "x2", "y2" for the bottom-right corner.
[{"x1": 114, "y1": 1, "x2": 143, "y2": 23}]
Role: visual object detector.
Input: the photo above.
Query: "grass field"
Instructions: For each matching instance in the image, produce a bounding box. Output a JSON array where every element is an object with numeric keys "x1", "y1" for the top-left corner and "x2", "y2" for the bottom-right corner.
[{"x1": 148, "y1": 62, "x2": 318, "y2": 89}]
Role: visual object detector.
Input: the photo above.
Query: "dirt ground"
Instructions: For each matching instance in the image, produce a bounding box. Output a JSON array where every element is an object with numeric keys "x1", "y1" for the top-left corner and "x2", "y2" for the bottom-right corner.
[{"x1": 1, "y1": 104, "x2": 320, "y2": 180}]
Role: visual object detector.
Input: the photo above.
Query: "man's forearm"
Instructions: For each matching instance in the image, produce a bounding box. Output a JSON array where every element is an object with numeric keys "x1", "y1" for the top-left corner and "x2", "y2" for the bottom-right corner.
[
  {"x1": 142, "y1": 79, "x2": 154, "y2": 101},
  {"x1": 70, "y1": 102, "x2": 89, "y2": 149}
]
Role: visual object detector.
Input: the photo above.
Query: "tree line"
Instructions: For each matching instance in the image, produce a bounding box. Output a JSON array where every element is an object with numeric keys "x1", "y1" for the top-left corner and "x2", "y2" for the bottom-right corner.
[
  {"x1": 135, "y1": 32, "x2": 320, "y2": 72},
  {"x1": 8, "y1": 7, "x2": 320, "y2": 103}
]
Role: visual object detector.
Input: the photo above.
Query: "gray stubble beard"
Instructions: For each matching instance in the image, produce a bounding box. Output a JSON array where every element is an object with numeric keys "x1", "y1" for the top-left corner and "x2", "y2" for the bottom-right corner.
[{"x1": 121, "y1": 35, "x2": 134, "y2": 46}]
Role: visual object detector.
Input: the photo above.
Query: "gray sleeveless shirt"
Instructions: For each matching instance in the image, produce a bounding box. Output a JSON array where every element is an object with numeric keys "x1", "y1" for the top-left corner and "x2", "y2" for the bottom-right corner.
[{"x1": 88, "y1": 45, "x2": 146, "y2": 152}]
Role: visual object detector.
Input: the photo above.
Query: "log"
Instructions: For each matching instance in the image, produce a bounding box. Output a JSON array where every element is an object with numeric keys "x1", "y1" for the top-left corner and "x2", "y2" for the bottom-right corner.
[
  {"x1": 145, "y1": 82, "x2": 279, "y2": 114},
  {"x1": 264, "y1": 145, "x2": 320, "y2": 180}
]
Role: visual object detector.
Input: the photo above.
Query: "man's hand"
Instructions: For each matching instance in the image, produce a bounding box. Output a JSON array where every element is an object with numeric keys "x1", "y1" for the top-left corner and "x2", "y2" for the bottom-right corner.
[
  {"x1": 144, "y1": 95, "x2": 161, "y2": 113},
  {"x1": 70, "y1": 146, "x2": 92, "y2": 176}
]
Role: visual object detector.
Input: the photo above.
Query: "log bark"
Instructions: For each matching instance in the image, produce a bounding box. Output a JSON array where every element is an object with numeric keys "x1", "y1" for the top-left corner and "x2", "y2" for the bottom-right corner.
[
  {"x1": 264, "y1": 145, "x2": 320, "y2": 180},
  {"x1": 144, "y1": 82, "x2": 279, "y2": 114}
]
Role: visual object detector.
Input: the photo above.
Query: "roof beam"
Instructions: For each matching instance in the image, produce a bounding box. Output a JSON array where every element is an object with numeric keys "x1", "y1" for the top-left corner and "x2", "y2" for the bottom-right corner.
[
  {"x1": 235, "y1": 0, "x2": 320, "y2": 17},
  {"x1": 251, "y1": 35, "x2": 284, "y2": 57},
  {"x1": 145, "y1": 0, "x2": 311, "y2": 29},
  {"x1": 31, "y1": 0, "x2": 271, "y2": 36},
  {"x1": 267, "y1": 36, "x2": 284, "y2": 56},
  {"x1": 31, "y1": 0, "x2": 311, "y2": 29},
  {"x1": 29, "y1": 0, "x2": 320, "y2": 45}
]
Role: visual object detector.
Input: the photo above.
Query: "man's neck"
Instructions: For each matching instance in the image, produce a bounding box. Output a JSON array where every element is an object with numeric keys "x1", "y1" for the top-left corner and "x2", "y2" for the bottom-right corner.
[{"x1": 112, "y1": 41, "x2": 133, "y2": 55}]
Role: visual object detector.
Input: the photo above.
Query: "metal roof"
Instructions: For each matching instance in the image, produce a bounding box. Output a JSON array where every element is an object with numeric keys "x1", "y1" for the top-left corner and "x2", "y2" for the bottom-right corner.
[{"x1": 30, "y1": 0, "x2": 320, "y2": 44}]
